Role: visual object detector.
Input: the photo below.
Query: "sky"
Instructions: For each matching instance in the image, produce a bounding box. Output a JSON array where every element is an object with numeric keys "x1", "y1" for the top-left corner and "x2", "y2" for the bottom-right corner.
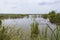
[{"x1": 0, "y1": 0, "x2": 60, "y2": 14}]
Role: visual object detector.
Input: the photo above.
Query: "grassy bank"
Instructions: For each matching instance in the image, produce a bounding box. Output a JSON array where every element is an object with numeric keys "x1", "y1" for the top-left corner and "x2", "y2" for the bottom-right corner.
[{"x1": 0, "y1": 14, "x2": 29, "y2": 19}]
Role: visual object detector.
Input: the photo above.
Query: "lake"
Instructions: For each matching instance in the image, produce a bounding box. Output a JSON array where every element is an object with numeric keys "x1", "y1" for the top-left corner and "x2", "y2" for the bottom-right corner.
[{"x1": 1, "y1": 15, "x2": 56, "y2": 34}]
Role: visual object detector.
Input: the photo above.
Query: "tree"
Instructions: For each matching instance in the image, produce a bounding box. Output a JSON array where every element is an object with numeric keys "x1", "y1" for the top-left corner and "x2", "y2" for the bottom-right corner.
[
  {"x1": 48, "y1": 11, "x2": 56, "y2": 23},
  {"x1": 48, "y1": 11, "x2": 60, "y2": 25}
]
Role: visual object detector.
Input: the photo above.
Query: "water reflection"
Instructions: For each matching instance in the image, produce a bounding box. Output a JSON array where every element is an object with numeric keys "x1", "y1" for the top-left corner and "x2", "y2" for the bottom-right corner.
[{"x1": 1, "y1": 16, "x2": 56, "y2": 31}]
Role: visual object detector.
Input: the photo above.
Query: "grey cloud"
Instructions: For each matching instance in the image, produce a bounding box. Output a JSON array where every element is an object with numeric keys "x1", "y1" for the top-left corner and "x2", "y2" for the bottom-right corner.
[{"x1": 38, "y1": 1, "x2": 60, "y2": 5}]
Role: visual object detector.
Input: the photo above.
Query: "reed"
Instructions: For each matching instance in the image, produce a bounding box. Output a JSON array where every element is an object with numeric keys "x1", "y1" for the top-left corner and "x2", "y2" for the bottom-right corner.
[{"x1": 0, "y1": 21, "x2": 60, "y2": 40}]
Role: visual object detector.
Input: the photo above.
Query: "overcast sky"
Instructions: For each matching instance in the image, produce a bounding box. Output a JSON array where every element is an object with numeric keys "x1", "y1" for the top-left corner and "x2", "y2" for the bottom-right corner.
[{"x1": 0, "y1": 0, "x2": 60, "y2": 14}]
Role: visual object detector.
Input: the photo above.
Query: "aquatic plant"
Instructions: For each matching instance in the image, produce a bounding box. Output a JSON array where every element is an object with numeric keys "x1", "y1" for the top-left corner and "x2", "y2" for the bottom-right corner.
[{"x1": 30, "y1": 19, "x2": 39, "y2": 40}]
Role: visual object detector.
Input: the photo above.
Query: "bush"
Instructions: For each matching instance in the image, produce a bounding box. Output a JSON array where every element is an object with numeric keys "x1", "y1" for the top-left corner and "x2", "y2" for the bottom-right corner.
[{"x1": 48, "y1": 11, "x2": 60, "y2": 24}]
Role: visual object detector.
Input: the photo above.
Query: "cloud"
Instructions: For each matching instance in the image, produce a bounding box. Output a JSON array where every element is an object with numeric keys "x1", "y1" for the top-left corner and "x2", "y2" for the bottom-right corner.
[
  {"x1": 38, "y1": 0, "x2": 60, "y2": 5},
  {"x1": 0, "y1": 0, "x2": 60, "y2": 14}
]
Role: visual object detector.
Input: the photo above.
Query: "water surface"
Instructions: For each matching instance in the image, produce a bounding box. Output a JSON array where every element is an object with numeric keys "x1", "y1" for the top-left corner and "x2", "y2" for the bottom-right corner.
[{"x1": 2, "y1": 16, "x2": 56, "y2": 32}]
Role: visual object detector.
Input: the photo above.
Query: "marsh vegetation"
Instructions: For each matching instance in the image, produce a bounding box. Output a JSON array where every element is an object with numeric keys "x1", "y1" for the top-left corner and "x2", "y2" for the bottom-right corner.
[
  {"x1": 0, "y1": 19, "x2": 60, "y2": 40},
  {"x1": 0, "y1": 11, "x2": 60, "y2": 40}
]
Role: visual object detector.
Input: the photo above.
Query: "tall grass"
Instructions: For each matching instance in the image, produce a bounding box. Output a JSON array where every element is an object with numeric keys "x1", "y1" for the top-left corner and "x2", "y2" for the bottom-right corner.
[
  {"x1": 30, "y1": 20, "x2": 39, "y2": 40},
  {"x1": 0, "y1": 21, "x2": 60, "y2": 40}
]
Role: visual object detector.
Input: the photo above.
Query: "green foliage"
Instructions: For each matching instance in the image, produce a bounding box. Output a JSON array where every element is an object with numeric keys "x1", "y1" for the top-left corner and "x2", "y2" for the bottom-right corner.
[
  {"x1": 54, "y1": 14, "x2": 60, "y2": 24},
  {"x1": 0, "y1": 26, "x2": 10, "y2": 40},
  {"x1": 30, "y1": 20, "x2": 39, "y2": 40},
  {"x1": 42, "y1": 11, "x2": 60, "y2": 25},
  {"x1": 48, "y1": 11, "x2": 56, "y2": 23},
  {"x1": 0, "y1": 26, "x2": 26, "y2": 40},
  {"x1": 49, "y1": 11, "x2": 56, "y2": 15},
  {"x1": 42, "y1": 14, "x2": 48, "y2": 19},
  {"x1": 48, "y1": 11, "x2": 60, "y2": 24}
]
